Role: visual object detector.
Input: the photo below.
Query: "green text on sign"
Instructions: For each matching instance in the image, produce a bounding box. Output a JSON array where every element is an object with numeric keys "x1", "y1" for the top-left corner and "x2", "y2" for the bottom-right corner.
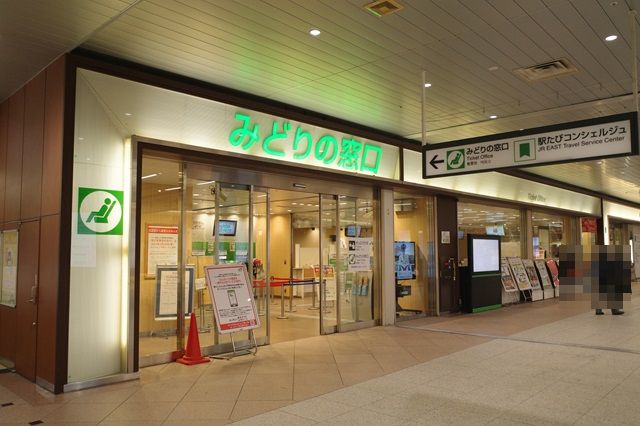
[
  {"x1": 77, "y1": 187, "x2": 124, "y2": 235},
  {"x1": 229, "y1": 113, "x2": 383, "y2": 174}
]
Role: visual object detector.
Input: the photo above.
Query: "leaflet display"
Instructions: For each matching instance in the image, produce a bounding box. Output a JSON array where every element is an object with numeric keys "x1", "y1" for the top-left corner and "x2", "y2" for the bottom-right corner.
[{"x1": 205, "y1": 264, "x2": 260, "y2": 334}]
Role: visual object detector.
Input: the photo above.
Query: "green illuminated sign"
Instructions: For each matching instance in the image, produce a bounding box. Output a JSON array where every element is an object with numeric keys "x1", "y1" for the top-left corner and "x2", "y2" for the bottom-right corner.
[{"x1": 229, "y1": 113, "x2": 383, "y2": 174}]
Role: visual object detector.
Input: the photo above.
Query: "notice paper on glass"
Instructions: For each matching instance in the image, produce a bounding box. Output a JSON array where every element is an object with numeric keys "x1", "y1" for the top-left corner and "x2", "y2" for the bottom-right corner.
[
  {"x1": 205, "y1": 264, "x2": 260, "y2": 334},
  {"x1": 0, "y1": 230, "x2": 18, "y2": 307}
]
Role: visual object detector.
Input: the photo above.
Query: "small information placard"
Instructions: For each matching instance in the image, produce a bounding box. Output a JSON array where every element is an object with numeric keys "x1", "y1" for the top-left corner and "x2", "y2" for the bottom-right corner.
[{"x1": 205, "y1": 264, "x2": 260, "y2": 334}]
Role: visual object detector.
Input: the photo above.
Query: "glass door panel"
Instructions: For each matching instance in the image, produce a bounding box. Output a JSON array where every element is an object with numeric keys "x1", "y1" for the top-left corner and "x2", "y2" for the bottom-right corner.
[
  {"x1": 338, "y1": 196, "x2": 376, "y2": 330},
  {"x1": 252, "y1": 187, "x2": 269, "y2": 340},
  {"x1": 138, "y1": 157, "x2": 183, "y2": 362},
  {"x1": 320, "y1": 194, "x2": 337, "y2": 334}
]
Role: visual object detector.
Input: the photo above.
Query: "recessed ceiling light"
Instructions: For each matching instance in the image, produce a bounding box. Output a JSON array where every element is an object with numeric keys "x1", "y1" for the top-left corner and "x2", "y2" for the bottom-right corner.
[
  {"x1": 488, "y1": 66, "x2": 499, "y2": 71},
  {"x1": 597, "y1": 161, "x2": 603, "y2": 165},
  {"x1": 605, "y1": 34, "x2": 618, "y2": 41},
  {"x1": 124, "y1": 112, "x2": 132, "y2": 116},
  {"x1": 424, "y1": 83, "x2": 432, "y2": 88},
  {"x1": 309, "y1": 29, "x2": 321, "y2": 36},
  {"x1": 489, "y1": 115, "x2": 498, "y2": 119}
]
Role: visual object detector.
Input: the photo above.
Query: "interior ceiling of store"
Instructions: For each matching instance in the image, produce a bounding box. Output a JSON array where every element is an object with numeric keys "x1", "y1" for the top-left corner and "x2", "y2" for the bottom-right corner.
[{"x1": 4, "y1": 0, "x2": 640, "y2": 204}]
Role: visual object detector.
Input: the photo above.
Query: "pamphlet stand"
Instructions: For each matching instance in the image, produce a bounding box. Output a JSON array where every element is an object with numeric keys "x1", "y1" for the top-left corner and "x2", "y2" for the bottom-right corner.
[
  {"x1": 212, "y1": 329, "x2": 258, "y2": 360},
  {"x1": 520, "y1": 289, "x2": 532, "y2": 303},
  {"x1": 531, "y1": 288, "x2": 544, "y2": 301}
]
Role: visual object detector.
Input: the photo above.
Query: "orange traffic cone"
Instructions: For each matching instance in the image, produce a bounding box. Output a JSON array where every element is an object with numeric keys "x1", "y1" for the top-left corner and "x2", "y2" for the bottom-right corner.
[{"x1": 176, "y1": 313, "x2": 210, "y2": 365}]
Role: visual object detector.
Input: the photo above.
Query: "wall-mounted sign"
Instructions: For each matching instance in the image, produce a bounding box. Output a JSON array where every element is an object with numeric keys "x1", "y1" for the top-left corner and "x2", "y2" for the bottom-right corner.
[
  {"x1": 0, "y1": 230, "x2": 18, "y2": 308},
  {"x1": 423, "y1": 112, "x2": 637, "y2": 177},
  {"x1": 204, "y1": 264, "x2": 260, "y2": 334},
  {"x1": 77, "y1": 187, "x2": 124, "y2": 235},
  {"x1": 229, "y1": 113, "x2": 386, "y2": 175}
]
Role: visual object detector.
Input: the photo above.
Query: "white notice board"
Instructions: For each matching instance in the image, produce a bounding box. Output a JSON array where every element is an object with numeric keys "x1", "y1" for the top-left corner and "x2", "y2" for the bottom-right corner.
[
  {"x1": 205, "y1": 264, "x2": 260, "y2": 334},
  {"x1": 155, "y1": 265, "x2": 195, "y2": 320}
]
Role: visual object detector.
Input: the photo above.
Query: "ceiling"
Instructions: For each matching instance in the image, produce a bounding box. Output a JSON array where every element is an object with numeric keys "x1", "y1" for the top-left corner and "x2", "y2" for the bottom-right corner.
[{"x1": 4, "y1": 0, "x2": 640, "y2": 204}]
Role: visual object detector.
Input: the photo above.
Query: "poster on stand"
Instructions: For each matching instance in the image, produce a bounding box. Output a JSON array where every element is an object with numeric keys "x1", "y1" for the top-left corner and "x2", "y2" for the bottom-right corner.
[
  {"x1": 0, "y1": 230, "x2": 18, "y2": 307},
  {"x1": 147, "y1": 225, "x2": 178, "y2": 277},
  {"x1": 534, "y1": 259, "x2": 553, "y2": 288},
  {"x1": 522, "y1": 259, "x2": 542, "y2": 290},
  {"x1": 205, "y1": 264, "x2": 260, "y2": 334},
  {"x1": 155, "y1": 265, "x2": 195, "y2": 319},
  {"x1": 500, "y1": 257, "x2": 518, "y2": 292},
  {"x1": 507, "y1": 257, "x2": 532, "y2": 291}
]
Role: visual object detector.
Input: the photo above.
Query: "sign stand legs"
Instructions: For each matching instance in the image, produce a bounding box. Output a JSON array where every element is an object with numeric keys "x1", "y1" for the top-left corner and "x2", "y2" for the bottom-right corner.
[{"x1": 212, "y1": 329, "x2": 258, "y2": 360}]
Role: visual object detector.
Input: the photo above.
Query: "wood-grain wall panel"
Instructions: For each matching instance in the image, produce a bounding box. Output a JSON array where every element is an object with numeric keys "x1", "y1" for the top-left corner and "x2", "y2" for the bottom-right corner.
[
  {"x1": 21, "y1": 73, "x2": 46, "y2": 220},
  {"x1": 36, "y1": 214, "x2": 60, "y2": 384},
  {"x1": 0, "y1": 102, "x2": 8, "y2": 225},
  {"x1": 41, "y1": 57, "x2": 65, "y2": 217},
  {"x1": 5, "y1": 89, "x2": 25, "y2": 223}
]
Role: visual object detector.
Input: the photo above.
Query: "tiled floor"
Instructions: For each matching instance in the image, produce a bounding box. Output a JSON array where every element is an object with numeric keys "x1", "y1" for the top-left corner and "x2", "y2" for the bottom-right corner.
[{"x1": 2, "y1": 291, "x2": 640, "y2": 424}]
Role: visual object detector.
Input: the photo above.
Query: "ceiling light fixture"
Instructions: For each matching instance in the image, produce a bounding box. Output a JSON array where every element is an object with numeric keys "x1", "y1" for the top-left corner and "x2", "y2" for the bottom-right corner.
[
  {"x1": 309, "y1": 29, "x2": 321, "y2": 36},
  {"x1": 424, "y1": 83, "x2": 432, "y2": 88},
  {"x1": 605, "y1": 34, "x2": 618, "y2": 41},
  {"x1": 489, "y1": 115, "x2": 498, "y2": 119},
  {"x1": 124, "y1": 112, "x2": 132, "y2": 116},
  {"x1": 141, "y1": 173, "x2": 158, "y2": 180}
]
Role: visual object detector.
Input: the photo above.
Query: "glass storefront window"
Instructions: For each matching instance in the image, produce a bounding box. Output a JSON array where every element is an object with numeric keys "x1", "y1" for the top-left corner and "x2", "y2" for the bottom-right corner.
[
  {"x1": 393, "y1": 193, "x2": 435, "y2": 318},
  {"x1": 532, "y1": 211, "x2": 572, "y2": 260},
  {"x1": 457, "y1": 202, "x2": 521, "y2": 265}
]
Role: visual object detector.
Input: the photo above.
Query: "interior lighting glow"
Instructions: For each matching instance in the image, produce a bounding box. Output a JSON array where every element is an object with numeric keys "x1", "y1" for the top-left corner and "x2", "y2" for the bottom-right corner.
[
  {"x1": 309, "y1": 29, "x2": 321, "y2": 36},
  {"x1": 605, "y1": 34, "x2": 618, "y2": 41},
  {"x1": 164, "y1": 186, "x2": 181, "y2": 192},
  {"x1": 489, "y1": 115, "x2": 498, "y2": 119},
  {"x1": 424, "y1": 83, "x2": 432, "y2": 88},
  {"x1": 141, "y1": 173, "x2": 158, "y2": 180}
]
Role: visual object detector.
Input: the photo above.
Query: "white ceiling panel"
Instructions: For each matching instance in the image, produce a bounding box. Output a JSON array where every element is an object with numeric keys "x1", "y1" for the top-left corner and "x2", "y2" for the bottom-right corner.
[{"x1": 3, "y1": 0, "x2": 640, "y2": 206}]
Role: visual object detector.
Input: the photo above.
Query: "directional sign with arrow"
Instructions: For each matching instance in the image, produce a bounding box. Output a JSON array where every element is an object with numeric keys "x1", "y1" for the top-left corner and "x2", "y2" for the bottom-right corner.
[
  {"x1": 422, "y1": 112, "x2": 637, "y2": 178},
  {"x1": 429, "y1": 154, "x2": 444, "y2": 169}
]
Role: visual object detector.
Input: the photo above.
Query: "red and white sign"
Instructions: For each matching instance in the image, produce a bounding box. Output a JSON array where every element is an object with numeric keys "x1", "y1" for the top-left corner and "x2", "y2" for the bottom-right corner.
[{"x1": 205, "y1": 264, "x2": 260, "y2": 334}]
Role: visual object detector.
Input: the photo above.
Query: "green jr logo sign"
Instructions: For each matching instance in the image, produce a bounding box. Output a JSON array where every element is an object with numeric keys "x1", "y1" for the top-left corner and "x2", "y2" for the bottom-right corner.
[{"x1": 77, "y1": 187, "x2": 124, "y2": 235}]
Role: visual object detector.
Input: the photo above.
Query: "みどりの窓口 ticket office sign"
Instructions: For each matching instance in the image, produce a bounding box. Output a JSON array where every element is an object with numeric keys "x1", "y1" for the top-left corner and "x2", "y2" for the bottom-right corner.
[{"x1": 422, "y1": 112, "x2": 638, "y2": 178}]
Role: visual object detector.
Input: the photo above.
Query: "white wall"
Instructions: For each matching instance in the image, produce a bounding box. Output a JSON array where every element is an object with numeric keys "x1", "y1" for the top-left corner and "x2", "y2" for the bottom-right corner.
[{"x1": 68, "y1": 73, "x2": 128, "y2": 382}]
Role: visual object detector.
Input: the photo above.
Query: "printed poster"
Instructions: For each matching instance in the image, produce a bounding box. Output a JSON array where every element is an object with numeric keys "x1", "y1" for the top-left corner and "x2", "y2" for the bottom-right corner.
[
  {"x1": 1, "y1": 230, "x2": 18, "y2": 307},
  {"x1": 147, "y1": 225, "x2": 178, "y2": 276},
  {"x1": 500, "y1": 257, "x2": 518, "y2": 292},
  {"x1": 534, "y1": 259, "x2": 553, "y2": 289},
  {"x1": 347, "y1": 237, "x2": 373, "y2": 272},
  {"x1": 522, "y1": 259, "x2": 542, "y2": 290},
  {"x1": 507, "y1": 257, "x2": 532, "y2": 291},
  {"x1": 205, "y1": 264, "x2": 260, "y2": 334}
]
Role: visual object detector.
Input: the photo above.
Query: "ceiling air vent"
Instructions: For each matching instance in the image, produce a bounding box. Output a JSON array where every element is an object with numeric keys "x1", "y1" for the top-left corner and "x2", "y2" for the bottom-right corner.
[
  {"x1": 513, "y1": 58, "x2": 578, "y2": 82},
  {"x1": 364, "y1": 0, "x2": 403, "y2": 17}
]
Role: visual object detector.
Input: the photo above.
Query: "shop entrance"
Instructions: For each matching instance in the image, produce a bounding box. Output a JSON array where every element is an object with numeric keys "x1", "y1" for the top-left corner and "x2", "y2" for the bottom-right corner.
[{"x1": 137, "y1": 155, "x2": 378, "y2": 366}]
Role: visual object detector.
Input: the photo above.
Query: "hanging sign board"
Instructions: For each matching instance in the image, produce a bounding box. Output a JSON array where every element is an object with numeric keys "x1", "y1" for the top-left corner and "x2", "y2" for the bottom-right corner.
[
  {"x1": 204, "y1": 264, "x2": 260, "y2": 334},
  {"x1": 423, "y1": 112, "x2": 638, "y2": 178}
]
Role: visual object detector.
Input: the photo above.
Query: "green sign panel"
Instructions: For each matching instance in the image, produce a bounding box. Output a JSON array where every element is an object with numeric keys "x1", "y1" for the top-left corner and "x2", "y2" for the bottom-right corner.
[
  {"x1": 228, "y1": 113, "x2": 383, "y2": 174},
  {"x1": 77, "y1": 187, "x2": 124, "y2": 235}
]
